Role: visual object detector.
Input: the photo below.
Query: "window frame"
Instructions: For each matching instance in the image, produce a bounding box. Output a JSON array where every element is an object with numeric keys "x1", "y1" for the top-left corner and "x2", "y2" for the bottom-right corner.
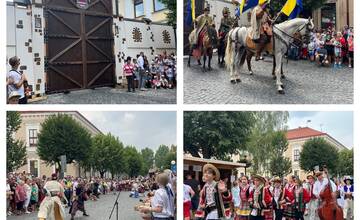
[
  {"x1": 153, "y1": 0, "x2": 166, "y2": 12},
  {"x1": 28, "y1": 129, "x2": 38, "y2": 147},
  {"x1": 134, "y1": 0, "x2": 145, "y2": 18},
  {"x1": 293, "y1": 149, "x2": 300, "y2": 162}
]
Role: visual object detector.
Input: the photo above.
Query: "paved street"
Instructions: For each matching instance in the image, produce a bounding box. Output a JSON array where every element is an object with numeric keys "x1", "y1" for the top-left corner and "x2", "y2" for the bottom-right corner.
[
  {"x1": 32, "y1": 87, "x2": 176, "y2": 104},
  {"x1": 184, "y1": 55, "x2": 353, "y2": 104},
  {"x1": 7, "y1": 192, "x2": 144, "y2": 220}
]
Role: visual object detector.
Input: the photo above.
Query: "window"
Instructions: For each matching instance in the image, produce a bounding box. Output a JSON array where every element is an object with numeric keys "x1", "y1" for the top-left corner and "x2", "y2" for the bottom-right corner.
[
  {"x1": 134, "y1": 0, "x2": 144, "y2": 17},
  {"x1": 153, "y1": 0, "x2": 165, "y2": 12},
  {"x1": 30, "y1": 160, "x2": 39, "y2": 177},
  {"x1": 294, "y1": 149, "x2": 300, "y2": 161},
  {"x1": 29, "y1": 129, "x2": 38, "y2": 147}
]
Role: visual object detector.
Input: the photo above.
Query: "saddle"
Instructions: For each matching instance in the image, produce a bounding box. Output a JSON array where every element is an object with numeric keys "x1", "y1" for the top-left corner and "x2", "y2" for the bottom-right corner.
[{"x1": 246, "y1": 23, "x2": 273, "y2": 54}]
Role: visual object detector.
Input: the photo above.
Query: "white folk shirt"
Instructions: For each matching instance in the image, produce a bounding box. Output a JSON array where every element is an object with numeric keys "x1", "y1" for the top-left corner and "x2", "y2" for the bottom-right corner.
[
  {"x1": 151, "y1": 186, "x2": 174, "y2": 218},
  {"x1": 38, "y1": 196, "x2": 65, "y2": 220},
  {"x1": 7, "y1": 70, "x2": 25, "y2": 98},
  {"x1": 313, "y1": 178, "x2": 336, "y2": 198},
  {"x1": 183, "y1": 184, "x2": 192, "y2": 202}
]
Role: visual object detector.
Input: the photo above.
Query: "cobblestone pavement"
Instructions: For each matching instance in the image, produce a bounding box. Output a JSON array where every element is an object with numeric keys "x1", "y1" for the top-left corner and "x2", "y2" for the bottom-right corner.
[
  {"x1": 7, "y1": 192, "x2": 144, "y2": 220},
  {"x1": 32, "y1": 87, "x2": 176, "y2": 104},
  {"x1": 184, "y1": 55, "x2": 353, "y2": 104}
]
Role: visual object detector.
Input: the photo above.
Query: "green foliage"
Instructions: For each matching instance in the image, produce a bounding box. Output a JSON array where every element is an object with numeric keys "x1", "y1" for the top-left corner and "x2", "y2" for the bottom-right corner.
[
  {"x1": 90, "y1": 133, "x2": 125, "y2": 178},
  {"x1": 141, "y1": 148, "x2": 155, "y2": 175},
  {"x1": 124, "y1": 146, "x2": 143, "y2": 177},
  {"x1": 7, "y1": 111, "x2": 27, "y2": 172},
  {"x1": 184, "y1": 112, "x2": 255, "y2": 160},
  {"x1": 299, "y1": 137, "x2": 339, "y2": 173},
  {"x1": 247, "y1": 112, "x2": 289, "y2": 174},
  {"x1": 336, "y1": 149, "x2": 353, "y2": 177},
  {"x1": 155, "y1": 144, "x2": 170, "y2": 168},
  {"x1": 159, "y1": 0, "x2": 176, "y2": 27},
  {"x1": 37, "y1": 114, "x2": 92, "y2": 172},
  {"x1": 163, "y1": 145, "x2": 176, "y2": 170},
  {"x1": 269, "y1": 131, "x2": 292, "y2": 177}
]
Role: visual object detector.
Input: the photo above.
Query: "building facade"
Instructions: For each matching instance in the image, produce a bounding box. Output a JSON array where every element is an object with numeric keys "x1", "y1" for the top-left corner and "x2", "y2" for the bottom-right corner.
[
  {"x1": 14, "y1": 111, "x2": 101, "y2": 178},
  {"x1": 285, "y1": 127, "x2": 347, "y2": 180},
  {"x1": 312, "y1": 0, "x2": 353, "y2": 31}
]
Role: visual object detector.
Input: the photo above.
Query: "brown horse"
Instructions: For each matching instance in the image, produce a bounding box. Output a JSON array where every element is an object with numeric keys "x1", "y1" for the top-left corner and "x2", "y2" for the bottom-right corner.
[{"x1": 188, "y1": 26, "x2": 218, "y2": 72}]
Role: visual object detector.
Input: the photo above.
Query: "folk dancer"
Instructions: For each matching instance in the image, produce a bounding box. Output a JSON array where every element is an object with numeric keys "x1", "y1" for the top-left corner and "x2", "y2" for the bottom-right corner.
[
  {"x1": 249, "y1": 0, "x2": 271, "y2": 61},
  {"x1": 248, "y1": 174, "x2": 271, "y2": 220},
  {"x1": 304, "y1": 174, "x2": 320, "y2": 220},
  {"x1": 192, "y1": 6, "x2": 214, "y2": 48},
  {"x1": 342, "y1": 177, "x2": 353, "y2": 220},
  {"x1": 238, "y1": 176, "x2": 251, "y2": 220},
  {"x1": 283, "y1": 175, "x2": 297, "y2": 220},
  {"x1": 69, "y1": 182, "x2": 89, "y2": 220},
  {"x1": 271, "y1": 177, "x2": 285, "y2": 220},
  {"x1": 196, "y1": 163, "x2": 232, "y2": 219},
  {"x1": 38, "y1": 173, "x2": 66, "y2": 220},
  {"x1": 262, "y1": 178, "x2": 273, "y2": 220},
  {"x1": 293, "y1": 177, "x2": 310, "y2": 220}
]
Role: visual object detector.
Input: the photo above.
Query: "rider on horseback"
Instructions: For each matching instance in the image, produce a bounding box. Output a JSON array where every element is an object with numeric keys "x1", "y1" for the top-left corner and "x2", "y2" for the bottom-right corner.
[
  {"x1": 249, "y1": 0, "x2": 271, "y2": 61},
  {"x1": 219, "y1": 7, "x2": 236, "y2": 39},
  {"x1": 193, "y1": 5, "x2": 214, "y2": 48}
]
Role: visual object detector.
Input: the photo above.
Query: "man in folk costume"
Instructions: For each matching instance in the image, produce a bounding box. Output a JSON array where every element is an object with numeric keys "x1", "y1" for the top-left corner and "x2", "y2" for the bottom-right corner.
[
  {"x1": 196, "y1": 163, "x2": 232, "y2": 219},
  {"x1": 248, "y1": 174, "x2": 271, "y2": 220},
  {"x1": 313, "y1": 170, "x2": 337, "y2": 202},
  {"x1": 283, "y1": 175, "x2": 297, "y2": 219},
  {"x1": 38, "y1": 173, "x2": 66, "y2": 220},
  {"x1": 218, "y1": 7, "x2": 235, "y2": 40},
  {"x1": 342, "y1": 177, "x2": 353, "y2": 220},
  {"x1": 249, "y1": 0, "x2": 271, "y2": 61},
  {"x1": 69, "y1": 181, "x2": 89, "y2": 220},
  {"x1": 271, "y1": 177, "x2": 285, "y2": 220},
  {"x1": 304, "y1": 174, "x2": 320, "y2": 220},
  {"x1": 293, "y1": 177, "x2": 310, "y2": 220},
  {"x1": 238, "y1": 175, "x2": 251, "y2": 219},
  {"x1": 192, "y1": 6, "x2": 214, "y2": 48}
]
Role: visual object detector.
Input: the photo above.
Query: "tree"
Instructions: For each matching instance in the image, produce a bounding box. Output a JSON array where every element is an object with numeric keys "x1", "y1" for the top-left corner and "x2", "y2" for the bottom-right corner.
[
  {"x1": 123, "y1": 146, "x2": 143, "y2": 177},
  {"x1": 37, "y1": 114, "x2": 92, "y2": 173},
  {"x1": 247, "y1": 112, "x2": 289, "y2": 174},
  {"x1": 269, "y1": 131, "x2": 292, "y2": 177},
  {"x1": 155, "y1": 145, "x2": 170, "y2": 169},
  {"x1": 163, "y1": 145, "x2": 176, "y2": 170},
  {"x1": 300, "y1": 138, "x2": 339, "y2": 174},
  {"x1": 7, "y1": 111, "x2": 27, "y2": 172},
  {"x1": 90, "y1": 133, "x2": 125, "y2": 178},
  {"x1": 336, "y1": 149, "x2": 353, "y2": 177},
  {"x1": 184, "y1": 112, "x2": 255, "y2": 160},
  {"x1": 159, "y1": 0, "x2": 176, "y2": 28},
  {"x1": 141, "y1": 148, "x2": 155, "y2": 175}
]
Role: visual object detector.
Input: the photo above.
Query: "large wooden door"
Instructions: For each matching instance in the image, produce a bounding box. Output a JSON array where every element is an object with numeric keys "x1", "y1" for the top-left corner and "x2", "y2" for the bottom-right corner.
[{"x1": 44, "y1": 0, "x2": 115, "y2": 93}]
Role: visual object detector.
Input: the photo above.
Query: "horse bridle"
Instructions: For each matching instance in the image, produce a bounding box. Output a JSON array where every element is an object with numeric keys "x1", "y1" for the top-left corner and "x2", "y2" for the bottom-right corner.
[{"x1": 273, "y1": 21, "x2": 312, "y2": 49}]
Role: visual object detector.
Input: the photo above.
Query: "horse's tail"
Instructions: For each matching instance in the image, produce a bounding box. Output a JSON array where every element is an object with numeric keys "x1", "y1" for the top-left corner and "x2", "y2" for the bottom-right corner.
[{"x1": 224, "y1": 29, "x2": 234, "y2": 70}]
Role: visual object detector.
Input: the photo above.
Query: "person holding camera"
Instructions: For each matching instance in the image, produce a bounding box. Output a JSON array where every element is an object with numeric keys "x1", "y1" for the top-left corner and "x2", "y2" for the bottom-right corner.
[{"x1": 7, "y1": 56, "x2": 28, "y2": 104}]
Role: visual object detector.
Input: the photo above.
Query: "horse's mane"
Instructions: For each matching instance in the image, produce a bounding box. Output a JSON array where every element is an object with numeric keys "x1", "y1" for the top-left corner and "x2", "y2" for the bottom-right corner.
[{"x1": 275, "y1": 18, "x2": 307, "y2": 29}]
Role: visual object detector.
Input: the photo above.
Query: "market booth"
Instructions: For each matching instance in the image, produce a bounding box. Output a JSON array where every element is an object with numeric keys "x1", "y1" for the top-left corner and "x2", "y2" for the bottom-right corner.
[{"x1": 184, "y1": 156, "x2": 246, "y2": 188}]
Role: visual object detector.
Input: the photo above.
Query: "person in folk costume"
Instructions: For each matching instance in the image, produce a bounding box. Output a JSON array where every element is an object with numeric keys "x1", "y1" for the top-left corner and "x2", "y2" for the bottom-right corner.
[
  {"x1": 249, "y1": 0, "x2": 271, "y2": 61},
  {"x1": 238, "y1": 176, "x2": 251, "y2": 219},
  {"x1": 342, "y1": 177, "x2": 354, "y2": 220},
  {"x1": 293, "y1": 177, "x2": 311, "y2": 220},
  {"x1": 231, "y1": 180, "x2": 241, "y2": 220},
  {"x1": 312, "y1": 170, "x2": 337, "y2": 203},
  {"x1": 69, "y1": 181, "x2": 89, "y2": 220},
  {"x1": 262, "y1": 178, "x2": 273, "y2": 220},
  {"x1": 38, "y1": 173, "x2": 66, "y2": 220},
  {"x1": 304, "y1": 174, "x2": 320, "y2": 220},
  {"x1": 196, "y1": 163, "x2": 232, "y2": 219},
  {"x1": 193, "y1": 5, "x2": 214, "y2": 48},
  {"x1": 248, "y1": 174, "x2": 271, "y2": 220},
  {"x1": 271, "y1": 177, "x2": 285, "y2": 220},
  {"x1": 283, "y1": 175, "x2": 297, "y2": 219},
  {"x1": 218, "y1": 7, "x2": 235, "y2": 40}
]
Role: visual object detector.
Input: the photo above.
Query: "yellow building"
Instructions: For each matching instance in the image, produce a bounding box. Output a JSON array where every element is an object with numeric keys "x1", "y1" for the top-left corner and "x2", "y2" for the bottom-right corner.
[
  {"x1": 14, "y1": 111, "x2": 101, "y2": 178},
  {"x1": 312, "y1": 0, "x2": 353, "y2": 31},
  {"x1": 285, "y1": 127, "x2": 347, "y2": 180}
]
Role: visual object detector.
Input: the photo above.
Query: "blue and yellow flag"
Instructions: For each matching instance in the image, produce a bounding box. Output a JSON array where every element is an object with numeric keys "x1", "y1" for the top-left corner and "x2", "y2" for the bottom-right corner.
[
  {"x1": 185, "y1": 0, "x2": 196, "y2": 26},
  {"x1": 241, "y1": 0, "x2": 268, "y2": 14},
  {"x1": 281, "y1": 0, "x2": 303, "y2": 19}
]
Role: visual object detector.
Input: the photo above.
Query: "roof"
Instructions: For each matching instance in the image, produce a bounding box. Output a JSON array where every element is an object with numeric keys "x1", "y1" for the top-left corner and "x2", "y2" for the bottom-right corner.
[
  {"x1": 286, "y1": 127, "x2": 326, "y2": 140},
  {"x1": 18, "y1": 111, "x2": 102, "y2": 134},
  {"x1": 184, "y1": 156, "x2": 246, "y2": 169}
]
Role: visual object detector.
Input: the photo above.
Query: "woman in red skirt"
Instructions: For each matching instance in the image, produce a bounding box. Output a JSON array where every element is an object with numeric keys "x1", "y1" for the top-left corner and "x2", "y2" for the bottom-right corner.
[{"x1": 183, "y1": 184, "x2": 194, "y2": 220}]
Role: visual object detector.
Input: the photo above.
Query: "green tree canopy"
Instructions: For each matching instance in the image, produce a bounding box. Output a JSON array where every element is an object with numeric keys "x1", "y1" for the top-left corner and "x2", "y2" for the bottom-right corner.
[
  {"x1": 141, "y1": 147, "x2": 155, "y2": 175},
  {"x1": 300, "y1": 137, "x2": 339, "y2": 174},
  {"x1": 184, "y1": 111, "x2": 255, "y2": 160},
  {"x1": 7, "y1": 111, "x2": 27, "y2": 172},
  {"x1": 155, "y1": 144, "x2": 170, "y2": 169},
  {"x1": 124, "y1": 146, "x2": 143, "y2": 177},
  {"x1": 159, "y1": 0, "x2": 176, "y2": 27},
  {"x1": 336, "y1": 148, "x2": 353, "y2": 177},
  {"x1": 37, "y1": 114, "x2": 92, "y2": 173},
  {"x1": 90, "y1": 133, "x2": 125, "y2": 178},
  {"x1": 269, "y1": 131, "x2": 292, "y2": 177},
  {"x1": 163, "y1": 145, "x2": 176, "y2": 170}
]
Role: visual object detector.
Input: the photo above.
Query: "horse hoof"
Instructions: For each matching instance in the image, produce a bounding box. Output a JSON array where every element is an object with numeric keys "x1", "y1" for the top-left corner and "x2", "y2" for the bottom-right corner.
[
  {"x1": 272, "y1": 76, "x2": 276, "y2": 80},
  {"x1": 281, "y1": 85, "x2": 285, "y2": 89},
  {"x1": 281, "y1": 75, "x2": 286, "y2": 79},
  {"x1": 230, "y1": 80, "x2": 236, "y2": 84},
  {"x1": 278, "y1": 90, "x2": 285, "y2": 95},
  {"x1": 236, "y1": 79, "x2": 241, "y2": 83},
  {"x1": 249, "y1": 71, "x2": 254, "y2": 75}
]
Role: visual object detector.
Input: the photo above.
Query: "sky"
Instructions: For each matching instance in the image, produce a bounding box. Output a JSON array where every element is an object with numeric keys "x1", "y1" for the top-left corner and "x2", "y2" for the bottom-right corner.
[
  {"x1": 288, "y1": 111, "x2": 353, "y2": 149},
  {"x1": 80, "y1": 111, "x2": 176, "y2": 151}
]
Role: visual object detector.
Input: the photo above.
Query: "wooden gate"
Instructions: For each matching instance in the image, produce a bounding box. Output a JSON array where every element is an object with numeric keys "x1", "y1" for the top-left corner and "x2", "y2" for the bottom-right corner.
[{"x1": 44, "y1": 0, "x2": 115, "y2": 93}]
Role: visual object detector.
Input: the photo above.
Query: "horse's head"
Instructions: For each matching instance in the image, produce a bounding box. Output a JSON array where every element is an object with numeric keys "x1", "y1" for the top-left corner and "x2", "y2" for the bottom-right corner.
[{"x1": 301, "y1": 17, "x2": 314, "y2": 44}]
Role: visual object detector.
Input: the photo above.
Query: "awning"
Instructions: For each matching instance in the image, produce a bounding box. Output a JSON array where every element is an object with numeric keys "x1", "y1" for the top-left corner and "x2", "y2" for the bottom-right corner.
[{"x1": 184, "y1": 156, "x2": 246, "y2": 170}]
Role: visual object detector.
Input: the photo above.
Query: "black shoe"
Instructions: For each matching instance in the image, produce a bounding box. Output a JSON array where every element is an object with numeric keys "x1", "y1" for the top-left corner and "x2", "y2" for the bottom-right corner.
[{"x1": 83, "y1": 213, "x2": 89, "y2": 217}]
